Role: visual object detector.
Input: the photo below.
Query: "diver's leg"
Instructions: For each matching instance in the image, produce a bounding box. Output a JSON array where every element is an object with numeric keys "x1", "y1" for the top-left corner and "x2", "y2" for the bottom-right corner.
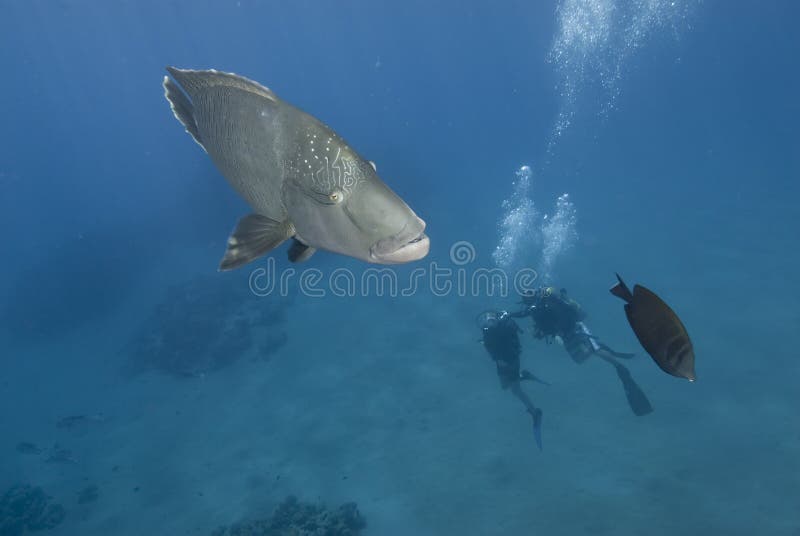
[
  {"x1": 509, "y1": 382, "x2": 544, "y2": 449},
  {"x1": 597, "y1": 342, "x2": 635, "y2": 359},
  {"x1": 509, "y1": 381, "x2": 536, "y2": 412}
]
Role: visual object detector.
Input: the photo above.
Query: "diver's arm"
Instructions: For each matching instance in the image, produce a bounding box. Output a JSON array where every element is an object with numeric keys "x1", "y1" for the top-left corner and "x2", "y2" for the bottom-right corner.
[{"x1": 509, "y1": 306, "x2": 534, "y2": 319}]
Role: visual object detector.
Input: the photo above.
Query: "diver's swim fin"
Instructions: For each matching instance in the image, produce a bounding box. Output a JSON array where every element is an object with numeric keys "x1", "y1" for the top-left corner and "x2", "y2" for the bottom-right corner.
[
  {"x1": 615, "y1": 364, "x2": 654, "y2": 416},
  {"x1": 520, "y1": 369, "x2": 551, "y2": 386},
  {"x1": 529, "y1": 408, "x2": 543, "y2": 450}
]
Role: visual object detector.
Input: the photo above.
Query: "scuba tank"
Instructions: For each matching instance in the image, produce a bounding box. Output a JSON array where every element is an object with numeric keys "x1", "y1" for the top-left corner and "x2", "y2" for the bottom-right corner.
[{"x1": 562, "y1": 321, "x2": 600, "y2": 364}]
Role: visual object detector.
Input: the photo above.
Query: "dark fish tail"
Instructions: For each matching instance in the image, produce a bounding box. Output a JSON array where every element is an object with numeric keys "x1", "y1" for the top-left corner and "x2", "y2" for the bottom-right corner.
[{"x1": 610, "y1": 273, "x2": 634, "y2": 303}]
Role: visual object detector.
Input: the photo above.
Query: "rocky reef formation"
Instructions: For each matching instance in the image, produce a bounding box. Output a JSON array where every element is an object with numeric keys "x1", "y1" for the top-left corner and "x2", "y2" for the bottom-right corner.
[
  {"x1": 0, "y1": 485, "x2": 65, "y2": 535},
  {"x1": 123, "y1": 274, "x2": 289, "y2": 378},
  {"x1": 210, "y1": 495, "x2": 365, "y2": 536}
]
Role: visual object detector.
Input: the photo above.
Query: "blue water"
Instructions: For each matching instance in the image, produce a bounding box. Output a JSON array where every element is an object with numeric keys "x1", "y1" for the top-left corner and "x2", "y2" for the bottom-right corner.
[{"x1": 1, "y1": 1, "x2": 798, "y2": 534}]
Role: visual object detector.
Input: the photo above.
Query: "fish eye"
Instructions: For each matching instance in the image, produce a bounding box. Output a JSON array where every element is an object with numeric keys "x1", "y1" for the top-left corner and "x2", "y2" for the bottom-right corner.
[{"x1": 328, "y1": 189, "x2": 344, "y2": 203}]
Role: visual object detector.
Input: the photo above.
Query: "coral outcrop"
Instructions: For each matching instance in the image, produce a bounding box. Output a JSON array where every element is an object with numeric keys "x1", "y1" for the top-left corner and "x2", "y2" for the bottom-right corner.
[{"x1": 210, "y1": 495, "x2": 365, "y2": 536}]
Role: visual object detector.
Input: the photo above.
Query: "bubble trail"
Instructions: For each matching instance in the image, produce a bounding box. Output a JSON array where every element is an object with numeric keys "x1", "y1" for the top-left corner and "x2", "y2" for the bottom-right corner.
[
  {"x1": 540, "y1": 193, "x2": 578, "y2": 283},
  {"x1": 546, "y1": 0, "x2": 696, "y2": 151},
  {"x1": 493, "y1": 167, "x2": 578, "y2": 285},
  {"x1": 492, "y1": 165, "x2": 539, "y2": 270}
]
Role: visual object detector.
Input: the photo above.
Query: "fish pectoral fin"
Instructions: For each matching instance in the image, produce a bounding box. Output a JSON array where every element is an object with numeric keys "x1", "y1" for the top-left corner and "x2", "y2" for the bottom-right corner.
[
  {"x1": 287, "y1": 239, "x2": 316, "y2": 263},
  {"x1": 219, "y1": 214, "x2": 293, "y2": 271},
  {"x1": 162, "y1": 76, "x2": 205, "y2": 151}
]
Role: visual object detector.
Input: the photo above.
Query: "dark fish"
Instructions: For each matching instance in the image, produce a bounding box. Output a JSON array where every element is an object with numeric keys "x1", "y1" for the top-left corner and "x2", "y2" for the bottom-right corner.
[{"x1": 610, "y1": 273, "x2": 696, "y2": 381}]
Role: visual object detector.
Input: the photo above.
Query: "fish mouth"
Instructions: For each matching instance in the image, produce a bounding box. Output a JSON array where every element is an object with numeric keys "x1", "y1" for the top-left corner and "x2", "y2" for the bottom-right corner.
[
  {"x1": 370, "y1": 218, "x2": 430, "y2": 264},
  {"x1": 376, "y1": 233, "x2": 430, "y2": 264}
]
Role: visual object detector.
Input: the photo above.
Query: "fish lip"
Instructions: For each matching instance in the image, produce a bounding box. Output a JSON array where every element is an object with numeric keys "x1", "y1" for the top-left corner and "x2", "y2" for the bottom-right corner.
[
  {"x1": 369, "y1": 216, "x2": 429, "y2": 263},
  {"x1": 371, "y1": 232, "x2": 430, "y2": 264}
]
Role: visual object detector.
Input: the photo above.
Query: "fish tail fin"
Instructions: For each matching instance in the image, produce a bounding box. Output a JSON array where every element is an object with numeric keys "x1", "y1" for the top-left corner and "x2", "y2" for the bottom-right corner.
[
  {"x1": 219, "y1": 214, "x2": 294, "y2": 271},
  {"x1": 163, "y1": 74, "x2": 204, "y2": 150},
  {"x1": 610, "y1": 273, "x2": 634, "y2": 303},
  {"x1": 528, "y1": 408, "x2": 543, "y2": 450}
]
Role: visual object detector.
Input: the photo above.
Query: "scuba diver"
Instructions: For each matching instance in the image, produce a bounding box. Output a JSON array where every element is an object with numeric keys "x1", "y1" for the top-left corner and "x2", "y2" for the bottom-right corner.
[
  {"x1": 476, "y1": 310, "x2": 547, "y2": 449},
  {"x1": 512, "y1": 286, "x2": 654, "y2": 416}
]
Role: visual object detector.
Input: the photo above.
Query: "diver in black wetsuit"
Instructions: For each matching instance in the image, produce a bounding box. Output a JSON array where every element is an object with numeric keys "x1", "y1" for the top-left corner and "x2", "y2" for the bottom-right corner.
[
  {"x1": 512, "y1": 286, "x2": 654, "y2": 416},
  {"x1": 477, "y1": 310, "x2": 547, "y2": 449}
]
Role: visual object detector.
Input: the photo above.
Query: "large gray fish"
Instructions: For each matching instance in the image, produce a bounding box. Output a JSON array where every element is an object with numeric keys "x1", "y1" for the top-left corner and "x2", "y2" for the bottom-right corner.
[
  {"x1": 163, "y1": 67, "x2": 429, "y2": 270},
  {"x1": 610, "y1": 273, "x2": 696, "y2": 381}
]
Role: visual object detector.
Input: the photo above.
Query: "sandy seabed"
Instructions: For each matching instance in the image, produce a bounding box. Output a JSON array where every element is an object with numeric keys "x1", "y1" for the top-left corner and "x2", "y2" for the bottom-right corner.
[{"x1": 1, "y1": 245, "x2": 798, "y2": 536}]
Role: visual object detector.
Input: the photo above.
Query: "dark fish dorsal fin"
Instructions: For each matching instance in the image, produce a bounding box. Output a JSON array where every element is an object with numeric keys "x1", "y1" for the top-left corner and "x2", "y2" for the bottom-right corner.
[{"x1": 610, "y1": 273, "x2": 634, "y2": 303}]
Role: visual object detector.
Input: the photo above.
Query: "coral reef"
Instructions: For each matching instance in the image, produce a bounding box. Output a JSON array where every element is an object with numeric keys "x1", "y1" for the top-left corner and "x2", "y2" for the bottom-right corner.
[
  {"x1": 123, "y1": 275, "x2": 289, "y2": 378},
  {"x1": 210, "y1": 495, "x2": 365, "y2": 536},
  {"x1": 0, "y1": 485, "x2": 65, "y2": 535}
]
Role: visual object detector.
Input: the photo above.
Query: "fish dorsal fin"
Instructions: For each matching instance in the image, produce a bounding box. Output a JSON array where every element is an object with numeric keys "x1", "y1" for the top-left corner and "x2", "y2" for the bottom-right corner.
[
  {"x1": 165, "y1": 67, "x2": 277, "y2": 102},
  {"x1": 163, "y1": 76, "x2": 205, "y2": 151}
]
